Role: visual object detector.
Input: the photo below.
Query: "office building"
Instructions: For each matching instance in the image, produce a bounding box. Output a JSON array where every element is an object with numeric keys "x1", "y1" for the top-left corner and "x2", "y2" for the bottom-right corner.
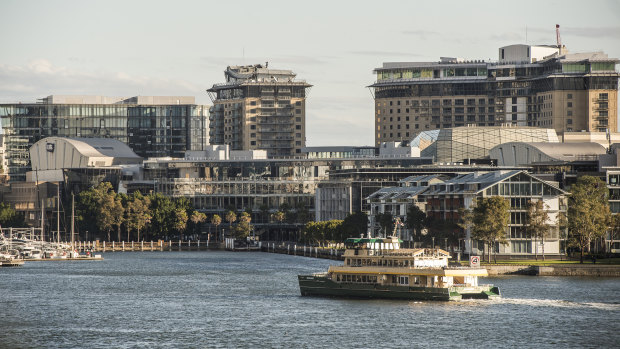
[
  {"x1": 207, "y1": 64, "x2": 312, "y2": 158},
  {"x1": 370, "y1": 44, "x2": 619, "y2": 146},
  {"x1": 0, "y1": 95, "x2": 209, "y2": 181}
]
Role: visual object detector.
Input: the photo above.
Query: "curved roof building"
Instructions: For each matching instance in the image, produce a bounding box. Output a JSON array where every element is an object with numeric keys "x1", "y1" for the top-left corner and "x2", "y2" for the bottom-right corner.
[
  {"x1": 30, "y1": 137, "x2": 142, "y2": 171},
  {"x1": 489, "y1": 142, "x2": 606, "y2": 166},
  {"x1": 411, "y1": 125, "x2": 559, "y2": 163}
]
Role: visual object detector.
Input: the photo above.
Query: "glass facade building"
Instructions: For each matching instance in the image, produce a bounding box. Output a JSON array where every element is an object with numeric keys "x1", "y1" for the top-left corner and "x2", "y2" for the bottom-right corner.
[{"x1": 0, "y1": 95, "x2": 209, "y2": 181}]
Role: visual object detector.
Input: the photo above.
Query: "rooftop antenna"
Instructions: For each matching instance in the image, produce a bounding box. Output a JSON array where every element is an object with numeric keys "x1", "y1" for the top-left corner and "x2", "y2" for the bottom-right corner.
[{"x1": 525, "y1": 25, "x2": 528, "y2": 44}]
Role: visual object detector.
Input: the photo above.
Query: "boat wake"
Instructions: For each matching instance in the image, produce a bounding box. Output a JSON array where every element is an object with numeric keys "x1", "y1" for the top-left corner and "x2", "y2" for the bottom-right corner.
[{"x1": 493, "y1": 297, "x2": 620, "y2": 311}]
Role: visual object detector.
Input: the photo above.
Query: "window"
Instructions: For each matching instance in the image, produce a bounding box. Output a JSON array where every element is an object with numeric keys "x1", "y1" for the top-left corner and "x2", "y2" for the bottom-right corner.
[
  {"x1": 296, "y1": 125, "x2": 301, "y2": 129},
  {"x1": 296, "y1": 109, "x2": 301, "y2": 114},
  {"x1": 512, "y1": 97, "x2": 517, "y2": 104},
  {"x1": 512, "y1": 106, "x2": 517, "y2": 112},
  {"x1": 295, "y1": 101, "x2": 301, "y2": 106},
  {"x1": 567, "y1": 119, "x2": 572, "y2": 125},
  {"x1": 250, "y1": 133, "x2": 256, "y2": 138},
  {"x1": 567, "y1": 102, "x2": 572, "y2": 108},
  {"x1": 567, "y1": 94, "x2": 572, "y2": 99},
  {"x1": 567, "y1": 111, "x2": 572, "y2": 116},
  {"x1": 250, "y1": 125, "x2": 256, "y2": 129},
  {"x1": 250, "y1": 101, "x2": 257, "y2": 106},
  {"x1": 250, "y1": 141, "x2": 256, "y2": 145}
]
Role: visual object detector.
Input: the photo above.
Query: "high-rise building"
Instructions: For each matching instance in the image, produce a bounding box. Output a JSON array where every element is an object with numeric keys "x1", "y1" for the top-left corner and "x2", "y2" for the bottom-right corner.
[
  {"x1": 369, "y1": 44, "x2": 619, "y2": 146},
  {"x1": 0, "y1": 95, "x2": 209, "y2": 181},
  {"x1": 207, "y1": 64, "x2": 312, "y2": 158}
]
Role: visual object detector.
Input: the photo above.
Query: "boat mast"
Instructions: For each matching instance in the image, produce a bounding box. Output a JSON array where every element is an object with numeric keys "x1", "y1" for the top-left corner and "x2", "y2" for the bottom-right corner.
[
  {"x1": 56, "y1": 184, "x2": 60, "y2": 244},
  {"x1": 41, "y1": 199, "x2": 45, "y2": 242},
  {"x1": 71, "y1": 193, "x2": 75, "y2": 250}
]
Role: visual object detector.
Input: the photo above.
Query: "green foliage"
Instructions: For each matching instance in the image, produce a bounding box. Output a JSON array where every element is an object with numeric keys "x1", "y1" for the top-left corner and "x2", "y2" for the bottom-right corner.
[
  {"x1": 567, "y1": 175, "x2": 611, "y2": 263},
  {"x1": 376, "y1": 212, "x2": 393, "y2": 236},
  {"x1": 302, "y1": 220, "x2": 344, "y2": 245},
  {"x1": 406, "y1": 205, "x2": 427, "y2": 240},
  {"x1": 225, "y1": 210, "x2": 237, "y2": 226},
  {"x1": 0, "y1": 202, "x2": 24, "y2": 227},
  {"x1": 425, "y1": 216, "x2": 461, "y2": 249},
  {"x1": 526, "y1": 200, "x2": 550, "y2": 260},
  {"x1": 272, "y1": 211, "x2": 285, "y2": 224},
  {"x1": 341, "y1": 211, "x2": 368, "y2": 238},
  {"x1": 126, "y1": 192, "x2": 151, "y2": 241},
  {"x1": 467, "y1": 196, "x2": 510, "y2": 262},
  {"x1": 233, "y1": 212, "x2": 252, "y2": 239}
]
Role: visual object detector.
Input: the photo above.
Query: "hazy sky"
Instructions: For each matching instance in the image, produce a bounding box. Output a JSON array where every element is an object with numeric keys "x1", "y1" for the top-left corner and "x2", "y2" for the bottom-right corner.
[{"x1": 1, "y1": 0, "x2": 619, "y2": 146}]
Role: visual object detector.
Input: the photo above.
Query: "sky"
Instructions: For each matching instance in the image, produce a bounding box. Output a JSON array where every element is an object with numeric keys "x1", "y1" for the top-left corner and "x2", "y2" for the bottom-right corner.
[{"x1": 1, "y1": 0, "x2": 619, "y2": 146}]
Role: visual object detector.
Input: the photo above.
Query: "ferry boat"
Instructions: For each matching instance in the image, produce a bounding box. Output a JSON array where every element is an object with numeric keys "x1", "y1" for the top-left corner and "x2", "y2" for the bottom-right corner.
[{"x1": 298, "y1": 236, "x2": 500, "y2": 301}]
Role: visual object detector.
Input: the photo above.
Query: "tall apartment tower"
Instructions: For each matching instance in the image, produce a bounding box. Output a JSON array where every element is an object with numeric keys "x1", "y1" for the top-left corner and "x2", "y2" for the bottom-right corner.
[
  {"x1": 370, "y1": 45, "x2": 619, "y2": 146},
  {"x1": 207, "y1": 64, "x2": 311, "y2": 157}
]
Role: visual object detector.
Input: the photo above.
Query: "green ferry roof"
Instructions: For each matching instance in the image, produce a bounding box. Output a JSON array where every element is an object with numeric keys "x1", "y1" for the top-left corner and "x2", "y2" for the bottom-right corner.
[{"x1": 345, "y1": 238, "x2": 403, "y2": 244}]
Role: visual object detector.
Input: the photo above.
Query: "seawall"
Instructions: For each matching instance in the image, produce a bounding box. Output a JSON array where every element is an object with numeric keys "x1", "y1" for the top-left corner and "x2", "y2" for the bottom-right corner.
[{"x1": 486, "y1": 264, "x2": 620, "y2": 277}]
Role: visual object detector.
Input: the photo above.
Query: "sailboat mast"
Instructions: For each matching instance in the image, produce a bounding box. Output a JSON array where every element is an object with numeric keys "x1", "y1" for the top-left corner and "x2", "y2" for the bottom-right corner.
[
  {"x1": 57, "y1": 184, "x2": 60, "y2": 244},
  {"x1": 71, "y1": 193, "x2": 75, "y2": 250},
  {"x1": 41, "y1": 199, "x2": 45, "y2": 242}
]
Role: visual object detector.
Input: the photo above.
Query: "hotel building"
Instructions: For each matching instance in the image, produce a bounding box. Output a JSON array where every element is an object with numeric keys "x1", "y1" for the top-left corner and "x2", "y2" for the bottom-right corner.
[
  {"x1": 370, "y1": 44, "x2": 619, "y2": 146},
  {"x1": 207, "y1": 64, "x2": 311, "y2": 158}
]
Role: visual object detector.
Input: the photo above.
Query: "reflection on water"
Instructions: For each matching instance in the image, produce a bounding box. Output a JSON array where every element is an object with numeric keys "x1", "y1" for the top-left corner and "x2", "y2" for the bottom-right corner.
[{"x1": 1, "y1": 252, "x2": 619, "y2": 348}]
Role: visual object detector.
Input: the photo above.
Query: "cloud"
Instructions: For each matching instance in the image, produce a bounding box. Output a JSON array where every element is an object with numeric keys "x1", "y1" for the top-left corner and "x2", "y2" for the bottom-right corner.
[
  {"x1": 527, "y1": 26, "x2": 620, "y2": 40},
  {"x1": 489, "y1": 32, "x2": 523, "y2": 42},
  {"x1": 200, "y1": 55, "x2": 331, "y2": 68},
  {"x1": 349, "y1": 50, "x2": 422, "y2": 58},
  {"x1": 0, "y1": 59, "x2": 209, "y2": 104},
  {"x1": 402, "y1": 30, "x2": 439, "y2": 39}
]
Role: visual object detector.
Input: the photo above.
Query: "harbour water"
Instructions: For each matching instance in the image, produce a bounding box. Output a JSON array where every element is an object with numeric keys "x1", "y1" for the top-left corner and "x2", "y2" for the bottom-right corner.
[{"x1": 1, "y1": 252, "x2": 619, "y2": 348}]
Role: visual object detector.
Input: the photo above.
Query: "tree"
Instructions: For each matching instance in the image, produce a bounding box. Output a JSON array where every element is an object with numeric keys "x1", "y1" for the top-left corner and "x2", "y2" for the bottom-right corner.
[
  {"x1": 341, "y1": 211, "x2": 368, "y2": 239},
  {"x1": 225, "y1": 210, "x2": 237, "y2": 238},
  {"x1": 211, "y1": 214, "x2": 222, "y2": 242},
  {"x1": 98, "y1": 193, "x2": 124, "y2": 242},
  {"x1": 526, "y1": 200, "x2": 550, "y2": 260},
  {"x1": 126, "y1": 191, "x2": 151, "y2": 242},
  {"x1": 273, "y1": 210, "x2": 285, "y2": 241},
  {"x1": 174, "y1": 208, "x2": 188, "y2": 240},
  {"x1": 0, "y1": 202, "x2": 24, "y2": 227},
  {"x1": 406, "y1": 205, "x2": 427, "y2": 242},
  {"x1": 77, "y1": 182, "x2": 114, "y2": 240},
  {"x1": 233, "y1": 212, "x2": 252, "y2": 239},
  {"x1": 568, "y1": 176, "x2": 611, "y2": 263},
  {"x1": 376, "y1": 212, "x2": 393, "y2": 237},
  {"x1": 148, "y1": 193, "x2": 177, "y2": 239},
  {"x1": 190, "y1": 211, "x2": 207, "y2": 237},
  {"x1": 425, "y1": 217, "x2": 461, "y2": 250},
  {"x1": 608, "y1": 214, "x2": 620, "y2": 257},
  {"x1": 468, "y1": 196, "x2": 510, "y2": 263}
]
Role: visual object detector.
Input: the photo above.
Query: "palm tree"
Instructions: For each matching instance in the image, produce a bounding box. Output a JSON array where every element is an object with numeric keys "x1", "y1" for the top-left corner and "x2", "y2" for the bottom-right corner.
[
  {"x1": 273, "y1": 210, "x2": 285, "y2": 242},
  {"x1": 211, "y1": 214, "x2": 222, "y2": 242},
  {"x1": 190, "y1": 211, "x2": 207, "y2": 239},
  {"x1": 225, "y1": 210, "x2": 237, "y2": 238}
]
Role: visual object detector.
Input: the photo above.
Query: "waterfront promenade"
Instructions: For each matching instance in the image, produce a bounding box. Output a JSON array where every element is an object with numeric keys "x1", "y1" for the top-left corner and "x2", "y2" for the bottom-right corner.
[{"x1": 67, "y1": 239, "x2": 620, "y2": 276}]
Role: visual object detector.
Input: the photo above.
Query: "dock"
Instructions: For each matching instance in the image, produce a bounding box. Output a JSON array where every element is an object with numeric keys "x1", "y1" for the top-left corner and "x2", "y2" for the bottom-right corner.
[{"x1": 0, "y1": 259, "x2": 25, "y2": 267}]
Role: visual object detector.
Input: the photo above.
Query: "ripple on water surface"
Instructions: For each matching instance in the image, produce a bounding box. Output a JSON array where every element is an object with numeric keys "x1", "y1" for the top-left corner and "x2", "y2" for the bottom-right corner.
[{"x1": 0, "y1": 252, "x2": 619, "y2": 348}]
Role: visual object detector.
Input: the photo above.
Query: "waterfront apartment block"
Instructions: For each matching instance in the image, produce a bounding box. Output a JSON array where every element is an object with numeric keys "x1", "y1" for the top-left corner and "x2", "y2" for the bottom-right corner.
[
  {"x1": 365, "y1": 170, "x2": 567, "y2": 258},
  {"x1": 369, "y1": 44, "x2": 619, "y2": 146},
  {"x1": 207, "y1": 64, "x2": 312, "y2": 158},
  {"x1": 0, "y1": 95, "x2": 209, "y2": 181}
]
